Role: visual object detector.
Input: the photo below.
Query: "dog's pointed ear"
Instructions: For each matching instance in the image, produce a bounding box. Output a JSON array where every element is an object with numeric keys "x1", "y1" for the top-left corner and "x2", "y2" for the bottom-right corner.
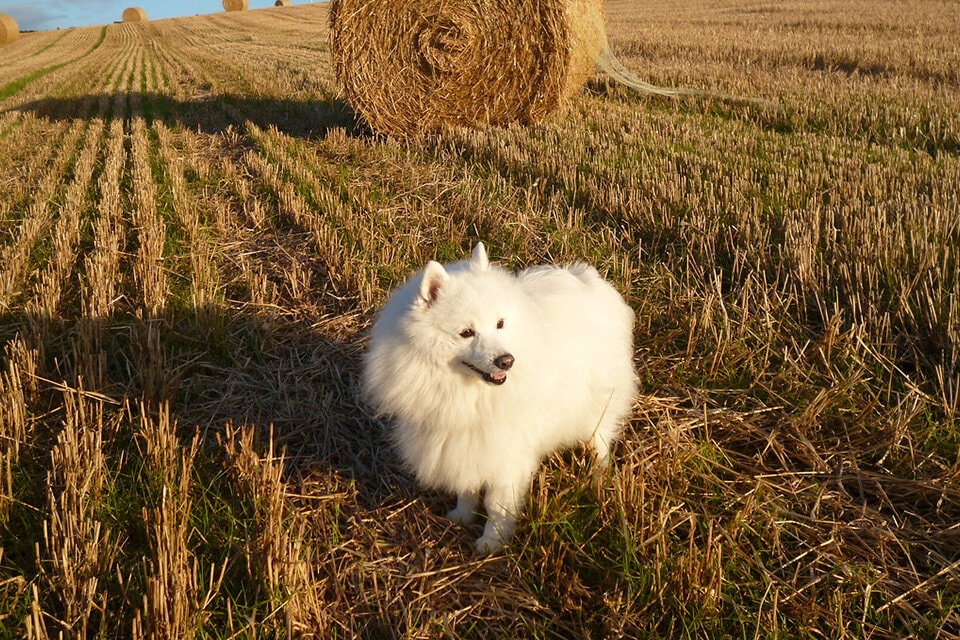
[
  {"x1": 470, "y1": 242, "x2": 489, "y2": 271},
  {"x1": 419, "y1": 261, "x2": 449, "y2": 306}
]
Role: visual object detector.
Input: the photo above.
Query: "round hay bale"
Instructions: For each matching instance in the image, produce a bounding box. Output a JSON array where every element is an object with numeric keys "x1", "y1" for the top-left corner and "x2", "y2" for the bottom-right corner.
[
  {"x1": 223, "y1": 0, "x2": 250, "y2": 12},
  {"x1": 331, "y1": 0, "x2": 778, "y2": 134},
  {"x1": 0, "y1": 14, "x2": 20, "y2": 45},
  {"x1": 122, "y1": 7, "x2": 148, "y2": 22},
  {"x1": 330, "y1": 0, "x2": 606, "y2": 135},
  {"x1": 275, "y1": 0, "x2": 292, "y2": 5}
]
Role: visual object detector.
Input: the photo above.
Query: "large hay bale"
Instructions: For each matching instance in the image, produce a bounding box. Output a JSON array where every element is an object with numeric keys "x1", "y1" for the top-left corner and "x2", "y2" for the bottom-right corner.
[
  {"x1": 331, "y1": 0, "x2": 777, "y2": 135},
  {"x1": 122, "y1": 7, "x2": 148, "y2": 22},
  {"x1": 275, "y1": 0, "x2": 292, "y2": 6},
  {"x1": 223, "y1": 0, "x2": 250, "y2": 12},
  {"x1": 0, "y1": 14, "x2": 19, "y2": 45},
  {"x1": 330, "y1": 0, "x2": 606, "y2": 135}
]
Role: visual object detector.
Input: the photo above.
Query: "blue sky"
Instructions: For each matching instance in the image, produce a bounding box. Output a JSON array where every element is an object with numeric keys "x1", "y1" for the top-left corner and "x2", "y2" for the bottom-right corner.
[{"x1": 0, "y1": 0, "x2": 312, "y2": 31}]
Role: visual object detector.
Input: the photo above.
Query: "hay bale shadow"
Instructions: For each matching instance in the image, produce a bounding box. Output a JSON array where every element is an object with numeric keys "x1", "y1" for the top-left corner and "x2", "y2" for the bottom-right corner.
[{"x1": 6, "y1": 90, "x2": 367, "y2": 140}]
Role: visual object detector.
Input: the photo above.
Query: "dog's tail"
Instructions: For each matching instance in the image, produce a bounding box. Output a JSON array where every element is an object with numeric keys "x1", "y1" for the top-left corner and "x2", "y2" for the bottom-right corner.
[{"x1": 567, "y1": 262, "x2": 601, "y2": 285}]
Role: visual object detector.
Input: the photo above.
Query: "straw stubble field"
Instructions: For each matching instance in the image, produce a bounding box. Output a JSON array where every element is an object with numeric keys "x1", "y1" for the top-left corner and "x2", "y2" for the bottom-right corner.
[{"x1": 0, "y1": 1, "x2": 958, "y2": 637}]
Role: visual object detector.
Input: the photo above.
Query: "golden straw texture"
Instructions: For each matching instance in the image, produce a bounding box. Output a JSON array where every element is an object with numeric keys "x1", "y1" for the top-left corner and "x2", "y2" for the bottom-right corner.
[
  {"x1": 122, "y1": 7, "x2": 148, "y2": 22},
  {"x1": 330, "y1": 0, "x2": 606, "y2": 135},
  {"x1": 223, "y1": 0, "x2": 250, "y2": 12},
  {"x1": 275, "y1": 0, "x2": 292, "y2": 6},
  {"x1": 0, "y1": 14, "x2": 19, "y2": 45}
]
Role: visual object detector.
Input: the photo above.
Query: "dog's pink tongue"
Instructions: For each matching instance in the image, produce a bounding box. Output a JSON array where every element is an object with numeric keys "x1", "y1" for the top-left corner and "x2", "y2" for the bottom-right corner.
[{"x1": 490, "y1": 372, "x2": 507, "y2": 382}]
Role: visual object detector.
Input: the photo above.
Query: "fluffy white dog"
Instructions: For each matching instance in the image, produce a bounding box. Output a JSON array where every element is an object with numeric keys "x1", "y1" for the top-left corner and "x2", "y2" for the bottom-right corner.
[{"x1": 363, "y1": 243, "x2": 636, "y2": 552}]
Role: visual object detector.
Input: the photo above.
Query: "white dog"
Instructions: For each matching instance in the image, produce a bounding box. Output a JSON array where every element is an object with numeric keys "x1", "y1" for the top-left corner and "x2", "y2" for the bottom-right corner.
[{"x1": 362, "y1": 243, "x2": 636, "y2": 552}]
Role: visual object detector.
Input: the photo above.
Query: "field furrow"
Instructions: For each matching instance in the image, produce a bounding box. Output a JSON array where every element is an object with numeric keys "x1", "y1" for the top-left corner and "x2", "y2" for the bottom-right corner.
[
  {"x1": 79, "y1": 114, "x2": 127, "y2": 388},
  {"x1": 133, "y1": 405, "x2": 204, "y2": 640},
  {"x1": 0, "y1": 115, "x2": 73, "y2": 220},
  {"x1": 0, "y1": 28, "x2": 94, "y2": 86},
  {"x1": 24, "y1": 118, "x2": 104, "y2": 322},
  {"x1": 0, "y1": 26, "x2": 107, "y2": 107},
  {"x1": 31, "y1": 391, "x2": 115, "y2": 639},
  {"x1": 0, "y1": 118, "x2": 89, "y2": 310},
  {"x1": 128, "y1": 112, "x2": 167, "y2": 316},
  {"x1": 154, "y1": 121, "x2": 221, "y2": 307}
]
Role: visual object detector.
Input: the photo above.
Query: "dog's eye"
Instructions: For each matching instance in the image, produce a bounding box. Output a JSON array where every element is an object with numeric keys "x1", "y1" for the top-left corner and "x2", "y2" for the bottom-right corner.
[
  {"x1": 459, "y1": 328, "x2": 475, "y2": 338},
  {"x1": 496, "y1": 319, "x2": 504, "y2": 329}
]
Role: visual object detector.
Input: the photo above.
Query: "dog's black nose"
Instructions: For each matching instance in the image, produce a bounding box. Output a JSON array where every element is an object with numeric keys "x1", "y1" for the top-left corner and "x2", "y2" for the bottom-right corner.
[{"x1": 494, "y1": 354, "x2": 514, "y2": 370}]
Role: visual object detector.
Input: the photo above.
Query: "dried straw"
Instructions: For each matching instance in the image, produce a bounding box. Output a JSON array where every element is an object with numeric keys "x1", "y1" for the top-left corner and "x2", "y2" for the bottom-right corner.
[
  {"x1": 275, "y1": 0, "x2": 292, "y2": 6},
  {"x1": 330, "y1": 0, "x2": 776, "y2": 135},
  {"x1": 122, "y1": 7, "x2": 148, "y2": 22},
  {"x1": 223, "y1": 0, "x2": 249, "y2": 12},
  {"x1": 0, "y1": 14, "x2": 19, "y2": 45}
]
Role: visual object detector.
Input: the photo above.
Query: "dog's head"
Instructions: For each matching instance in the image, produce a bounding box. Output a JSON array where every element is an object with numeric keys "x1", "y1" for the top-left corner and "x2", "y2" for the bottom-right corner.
[{"x1": 415, "y1": 243, "x2": 521, "y2": 386}]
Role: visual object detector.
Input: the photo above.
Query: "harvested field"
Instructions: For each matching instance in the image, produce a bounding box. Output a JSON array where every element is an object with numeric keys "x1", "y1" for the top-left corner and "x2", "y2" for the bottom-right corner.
[{"x1": 0, "y1": 1, "x2": 958, "y2": 637}]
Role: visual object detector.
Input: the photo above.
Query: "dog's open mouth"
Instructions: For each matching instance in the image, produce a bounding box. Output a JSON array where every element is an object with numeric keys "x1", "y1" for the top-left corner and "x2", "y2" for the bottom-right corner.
[{"x1": 463, "y1": 362, "x2": 507, "y2": 385}]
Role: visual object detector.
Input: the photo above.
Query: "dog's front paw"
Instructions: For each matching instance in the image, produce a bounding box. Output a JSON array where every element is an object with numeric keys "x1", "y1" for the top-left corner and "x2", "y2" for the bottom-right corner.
[
  {"x1": 447, "y1": 492, "x2": 480, "y2": 526},
  {"x1": 446, "y1": 506, "x2": 477, "y2": 525},
  {"x1": 474, "y1": 532, "x2": 505, "y2": 554}
]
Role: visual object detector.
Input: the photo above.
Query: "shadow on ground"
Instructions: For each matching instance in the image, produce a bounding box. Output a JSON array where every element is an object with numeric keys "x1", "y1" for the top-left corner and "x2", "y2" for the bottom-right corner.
[{"x1": 6, "y1": 89, "x2": 368, "y2": 140}]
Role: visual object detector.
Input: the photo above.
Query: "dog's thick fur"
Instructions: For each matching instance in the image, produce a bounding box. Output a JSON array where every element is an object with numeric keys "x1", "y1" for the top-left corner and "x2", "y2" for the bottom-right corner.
[{"x1": 363, "y1": 243, "x2": 636, "y2": 552}]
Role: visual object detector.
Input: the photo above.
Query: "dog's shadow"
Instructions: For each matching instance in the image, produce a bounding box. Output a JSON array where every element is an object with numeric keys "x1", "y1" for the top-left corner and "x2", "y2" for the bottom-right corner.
[
  {"x1": 0, "y1": 301, "x2": 399, "y2": 494},
  {"x1": 0, "y1": 293, "x2": 497, "y2": 636}
]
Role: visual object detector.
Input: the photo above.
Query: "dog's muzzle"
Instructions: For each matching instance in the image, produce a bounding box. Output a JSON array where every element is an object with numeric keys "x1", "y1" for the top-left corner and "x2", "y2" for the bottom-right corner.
[{"x1": 463, "y1": 354, "x2": 514, "y2": 385}]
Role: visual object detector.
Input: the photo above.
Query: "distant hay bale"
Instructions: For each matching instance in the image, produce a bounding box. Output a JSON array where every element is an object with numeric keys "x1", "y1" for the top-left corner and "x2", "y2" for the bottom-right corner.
[
  {"x1": 122, "y1": 7, "x2": 148, "y2": 22},
  {"x1": 330, "y1": 0, "x2": 606, "y2": 135},
  {"x1": 223, "y1": 0, "x2": 250, "y2": 12},
  {"x1": 275, "y1": 0, "x2": 292, "y2": 5},
  {"x1": 0, "y1": 14, "x2": 19, "y2": 45},
  {"x1": 330, "y1": 0, "x2": 777, "y2": 135}
]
